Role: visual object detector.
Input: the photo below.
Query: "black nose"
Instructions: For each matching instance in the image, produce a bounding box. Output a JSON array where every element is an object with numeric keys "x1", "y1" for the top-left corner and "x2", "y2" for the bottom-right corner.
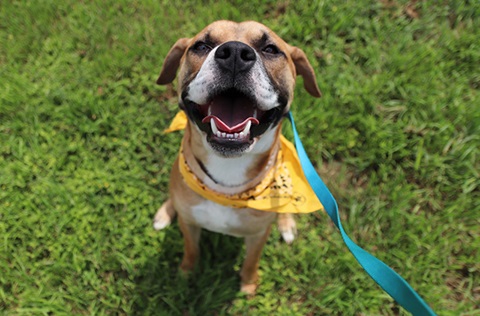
[{"x1": 214, "y1": 41, "x2": 256, "y2": 74}]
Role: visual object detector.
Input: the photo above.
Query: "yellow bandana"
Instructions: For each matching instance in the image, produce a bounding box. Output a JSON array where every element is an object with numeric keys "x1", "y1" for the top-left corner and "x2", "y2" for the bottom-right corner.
[{"x1": 165, "y1": 111, "x2": 323, "y2": 214}]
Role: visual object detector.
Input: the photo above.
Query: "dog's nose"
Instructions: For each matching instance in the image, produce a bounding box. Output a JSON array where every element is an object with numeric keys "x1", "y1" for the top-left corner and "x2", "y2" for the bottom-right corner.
[{"x1": 214, "y1": 41, "x2": 256, "y2": 74}]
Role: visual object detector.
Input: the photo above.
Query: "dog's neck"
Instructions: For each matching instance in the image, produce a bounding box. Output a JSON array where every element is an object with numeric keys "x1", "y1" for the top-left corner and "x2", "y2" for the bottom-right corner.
[{"x1": 183, "y1": 123, "x2": 281, "y2": 195}]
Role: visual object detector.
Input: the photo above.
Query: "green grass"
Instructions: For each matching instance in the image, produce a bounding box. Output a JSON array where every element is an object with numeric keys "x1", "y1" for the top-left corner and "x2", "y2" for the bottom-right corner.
[{"x1": 1, "y1": 0, "x2": 479, "y2": 315}]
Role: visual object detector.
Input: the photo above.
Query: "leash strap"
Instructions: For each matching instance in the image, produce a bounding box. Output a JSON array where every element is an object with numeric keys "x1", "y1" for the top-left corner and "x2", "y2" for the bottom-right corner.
[{"x1": 287, "y1": 112, "x2": 436, "y2": 315}]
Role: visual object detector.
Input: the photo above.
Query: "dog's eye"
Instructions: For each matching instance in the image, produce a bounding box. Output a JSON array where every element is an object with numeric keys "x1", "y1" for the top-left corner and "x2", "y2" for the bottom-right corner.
[
  {"x1": 262, "y1": 44, "x2": 280, "y2": 55},
  {"x1": 192, "y1": 42, "x2": 212, "y2": 54}
]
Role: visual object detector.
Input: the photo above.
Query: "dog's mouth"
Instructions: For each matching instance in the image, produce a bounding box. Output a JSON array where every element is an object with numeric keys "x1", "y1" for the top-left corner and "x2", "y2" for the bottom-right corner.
[{"x1": 185, "y1": 89, "x2": 281, "y2": 149}]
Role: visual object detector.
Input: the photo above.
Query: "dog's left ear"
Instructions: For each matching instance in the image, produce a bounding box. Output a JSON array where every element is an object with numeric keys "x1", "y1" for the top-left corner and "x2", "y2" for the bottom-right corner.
[
  {"x1": 290, "y1": 47, "x2": 322, "y2": 98},
  {"x1": 157, "y1": 38, "x2": 191, "y2": 85}
]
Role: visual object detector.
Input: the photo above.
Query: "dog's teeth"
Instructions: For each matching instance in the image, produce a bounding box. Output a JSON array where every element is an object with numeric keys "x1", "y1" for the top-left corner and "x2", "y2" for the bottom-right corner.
[
  {"x1": 243, "y1": 120, "x2": 252, "y2": 135},
  {"x1": 210, "y1": 119, "x2": 219, "y2": 135},
  {"x1": 253, "y1": 108, "x2": 257, "y2": 119},
  {"x1": 208, "y1": 106, "x2": 212, "y2": 116},
  {"x1": 211, "y1": 120, "x2": 252, "y2": 139}
]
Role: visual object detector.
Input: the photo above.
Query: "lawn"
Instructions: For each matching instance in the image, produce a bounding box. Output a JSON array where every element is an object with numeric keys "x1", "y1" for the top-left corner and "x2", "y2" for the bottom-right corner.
[{"x1": 1, "y1": 0, "x2": 479, "y2": 315}]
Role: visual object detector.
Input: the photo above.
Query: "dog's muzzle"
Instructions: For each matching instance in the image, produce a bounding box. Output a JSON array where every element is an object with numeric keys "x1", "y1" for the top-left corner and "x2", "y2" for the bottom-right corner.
[{"x1": 182, "y1": 41, "x2": 286, "y2": 155}]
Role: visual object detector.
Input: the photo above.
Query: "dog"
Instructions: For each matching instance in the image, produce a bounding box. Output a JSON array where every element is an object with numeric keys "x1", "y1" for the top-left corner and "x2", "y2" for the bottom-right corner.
[{"x1": 153, "y1": 20, "x2": 322, "y2": 295}]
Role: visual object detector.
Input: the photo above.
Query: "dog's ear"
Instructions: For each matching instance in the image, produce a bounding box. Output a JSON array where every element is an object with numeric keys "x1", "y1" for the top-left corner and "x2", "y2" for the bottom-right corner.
[
  {"x1": 290, "y1": 47, "x2": 322, "y2": 98},
  {"x1": 156, "y1": 38, "x2": 191, "y2": 85}
]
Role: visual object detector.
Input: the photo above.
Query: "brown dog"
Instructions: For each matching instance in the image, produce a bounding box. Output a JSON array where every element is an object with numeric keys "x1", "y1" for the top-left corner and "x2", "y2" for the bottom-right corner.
[{"x1": 153, "y1": 20, "x2": 321, "y2": 294}]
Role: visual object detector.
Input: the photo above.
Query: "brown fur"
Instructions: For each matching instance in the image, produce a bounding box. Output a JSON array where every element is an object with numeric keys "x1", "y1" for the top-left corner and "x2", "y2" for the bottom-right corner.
[{"x1": 154, "y1": 20, "x2": 321, "y2": 295}]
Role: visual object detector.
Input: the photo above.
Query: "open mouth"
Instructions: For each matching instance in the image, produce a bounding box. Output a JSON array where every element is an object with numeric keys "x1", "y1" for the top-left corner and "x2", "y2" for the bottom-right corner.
[{"x1": 185, "y1": 89, "x2": 281, "y2": 147}]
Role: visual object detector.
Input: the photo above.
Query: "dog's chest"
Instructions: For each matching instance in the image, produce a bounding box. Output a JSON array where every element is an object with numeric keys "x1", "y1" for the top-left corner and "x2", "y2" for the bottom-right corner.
[{"x1": 183, "y1": 200, "x2": 276, "y2": 237}]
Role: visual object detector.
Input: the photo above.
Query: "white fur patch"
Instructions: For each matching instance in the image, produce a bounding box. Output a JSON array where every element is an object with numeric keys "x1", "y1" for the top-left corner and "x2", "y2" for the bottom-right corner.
[
  {"x1": 281, "y1": 230, "x2": 295, "y2": 244},
  {"x1": 190, "y1": 200, "x2": 241, "y2": 236},
  {"x1": 186, "y1": 47, "x2": 219, "y2": 105},
  {"x1": 200, "y1": 127, "x2": 277, "y2": 189},
  {"x1": 188, "y1": 200, "x2": 276, "y2": 237},
  {"x1": 153, "y1": 219, "x2": 170, "y2": 231},
  {"x1": 248, "y1": 61, "x2": 279, "y2": 110},
  {"x1": 153, "y1": 202, "x2": 174, "y2": 230}
]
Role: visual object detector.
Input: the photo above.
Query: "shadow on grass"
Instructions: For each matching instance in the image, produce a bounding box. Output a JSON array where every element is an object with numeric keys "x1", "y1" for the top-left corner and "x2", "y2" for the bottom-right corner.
[{"x1": 133, "y1": 223, "x2": 244, "y2": 315}]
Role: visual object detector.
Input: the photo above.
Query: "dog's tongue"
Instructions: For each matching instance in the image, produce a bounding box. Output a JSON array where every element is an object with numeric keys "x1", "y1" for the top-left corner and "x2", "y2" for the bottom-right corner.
[{"x1": 201, "y1": 94, "x2": 259, "y2": 133}]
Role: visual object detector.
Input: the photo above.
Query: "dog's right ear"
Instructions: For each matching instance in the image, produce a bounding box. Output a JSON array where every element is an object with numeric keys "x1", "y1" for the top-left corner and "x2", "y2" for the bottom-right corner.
[{"x1": 156, "y1": 38, "x2": 191, "y2": 85}]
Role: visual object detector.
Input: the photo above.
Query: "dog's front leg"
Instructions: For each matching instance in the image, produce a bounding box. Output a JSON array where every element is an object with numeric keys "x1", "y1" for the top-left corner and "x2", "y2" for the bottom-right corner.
[
  {"x1": 277, "y1": 213, "x2": 297, "y2": 244},
  {"x1": 153, "y1": 198, "x2": 176, "y2": 230},
  {"x1": 178, "y1": 216, "x2": 202, "y2": 273},
  {"x1": 240, "y1": 226, "x2": 272, "y2": 295}
]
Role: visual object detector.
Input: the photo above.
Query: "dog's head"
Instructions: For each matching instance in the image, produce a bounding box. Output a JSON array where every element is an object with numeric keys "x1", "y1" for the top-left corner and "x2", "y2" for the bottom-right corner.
[{"x1": 157, "y1": 20, "x2": 321, "y2": 157}]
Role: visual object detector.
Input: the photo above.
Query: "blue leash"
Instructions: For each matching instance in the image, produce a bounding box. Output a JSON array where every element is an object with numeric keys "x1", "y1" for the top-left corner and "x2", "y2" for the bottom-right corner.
[{"x1": 287, "y1": 112, "x2": 436, "y2": 316}]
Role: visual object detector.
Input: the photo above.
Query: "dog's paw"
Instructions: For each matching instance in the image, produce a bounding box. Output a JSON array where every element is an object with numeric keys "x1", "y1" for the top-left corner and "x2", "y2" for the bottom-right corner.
[
  {"x1": 153, "y1": 199, "x2": 176, "y2": 230},
  {"x1": 153, "y1": 216, "x2": 170, "y2": 230},
  {"x1": 240, "y1": 282, "x2": 257, "y2": 297},
  {"x1": 178, "y1": 264, "x2": 194, "y2": 277},
  {"x1": 281, "y1": 229, "x2": 296, "y2": 244},
  {"x1": 277, "y1": 213, "x2": 297, "y2": 244}
]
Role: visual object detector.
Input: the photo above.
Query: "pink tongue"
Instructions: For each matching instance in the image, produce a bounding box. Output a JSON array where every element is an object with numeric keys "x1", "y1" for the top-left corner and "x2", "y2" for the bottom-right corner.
[
  {"x1": 200, "y1": 93, "x2": 259, "y2": 133},
  {"x1": 202, "y1": 116, "x2": 258, "y2": 133}
]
